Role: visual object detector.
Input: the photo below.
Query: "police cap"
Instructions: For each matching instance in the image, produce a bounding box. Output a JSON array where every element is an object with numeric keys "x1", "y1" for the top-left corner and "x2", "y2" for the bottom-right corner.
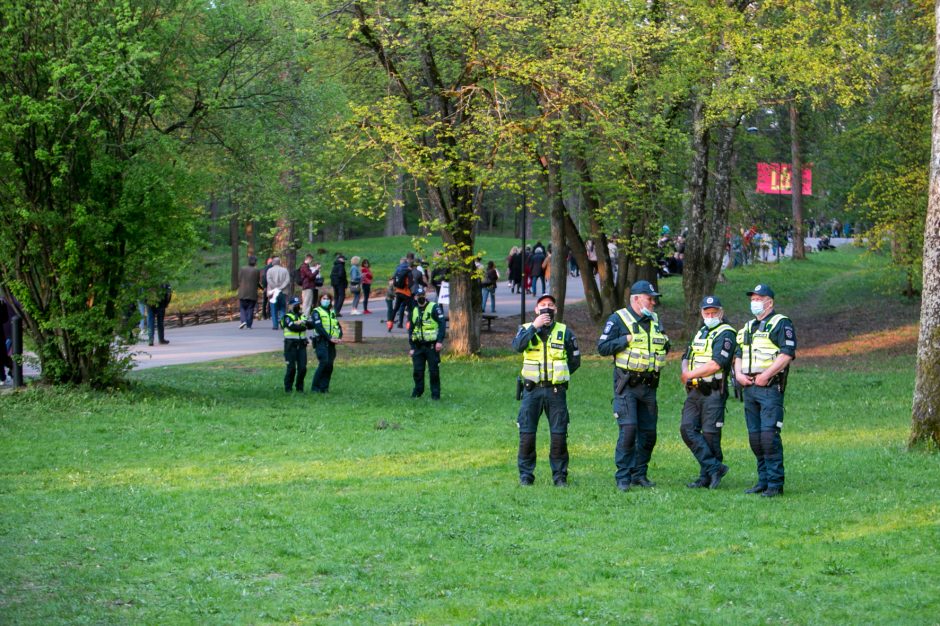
[
  {"x1": 746, "y1": 284, "x2": 775, "y2": 298},
  {"x1": 699, "y1": 295, "x2": 722, "y2": 309},
  {"x1": 630, "y1": 280, "x2": 661, "y2": 297}
]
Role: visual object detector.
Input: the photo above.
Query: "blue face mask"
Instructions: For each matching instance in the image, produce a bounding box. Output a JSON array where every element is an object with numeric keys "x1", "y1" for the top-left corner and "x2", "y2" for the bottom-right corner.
[
  {"x1": 640, "y1": 307, "x2": 653, "y2": 318},
  {"x1": 703, "y1": 316, "x2": 721, "y2": 329},
  {"x1": 321, "y1": 299, "x2": 331, "y2": 308},
  {"x1": 750, "y1": 301, "x2": 765, "y2": 317}
]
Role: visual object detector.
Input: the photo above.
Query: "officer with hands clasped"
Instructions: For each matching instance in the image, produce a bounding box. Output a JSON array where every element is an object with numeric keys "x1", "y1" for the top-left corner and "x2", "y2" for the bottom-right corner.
[
  {"x1": 409, "y1": 285, "x2": 446, "y2": 399},
  {"x1": 680, "y1": 296, "x2": 736, "y2": 489},
  {"x1": 310, "y1": 292, "x2": 343, "y2": 393},
  {"x1": 597, "y1": 280, "x2": 670, "y2": 492},
  {"x1": 733, "y1": 284, "x2": 796, "y2": 498},
  {"x1": 512, "y1": 294, "x2": 581, "y2": 487},
  {"x1": 282, "y1": 295, "x2": 313, "y2": 393}
]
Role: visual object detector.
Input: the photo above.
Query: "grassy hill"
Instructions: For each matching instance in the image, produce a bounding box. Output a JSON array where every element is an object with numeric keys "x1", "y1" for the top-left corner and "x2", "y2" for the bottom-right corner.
[{"x1": 1, "y1": 248, "x2": 935, "y2": 624}]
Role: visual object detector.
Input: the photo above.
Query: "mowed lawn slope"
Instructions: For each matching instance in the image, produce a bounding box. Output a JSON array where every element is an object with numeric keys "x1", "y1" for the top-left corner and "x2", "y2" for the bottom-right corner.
[{"x1": 1, "y1": 249, "x2": 937, "y2": 625}]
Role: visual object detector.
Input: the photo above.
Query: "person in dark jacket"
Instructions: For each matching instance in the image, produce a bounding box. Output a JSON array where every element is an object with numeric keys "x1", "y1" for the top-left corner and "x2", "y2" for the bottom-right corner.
[
  {"x1": 281, "y1": 296, "x2": 312, "y2": 392},
  {"x1": 146, "y1": 283, "x2": 172, "y2": 346},
  {"x1": 330, "y1": 254, "x2": 348, "y2": 317},
  {"x1": 529, "y1": 243, "x2": 547, "y2": 295},
  {"x1": 237, "y1": 255, "x2": 261, "y2": 329}
]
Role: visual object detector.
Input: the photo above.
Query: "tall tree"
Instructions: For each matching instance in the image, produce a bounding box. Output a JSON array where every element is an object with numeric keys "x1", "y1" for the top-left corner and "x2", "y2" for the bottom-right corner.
[
  {"x1": 909, "y1": 0, "x2": 940, "y2": 448},
  {"x1": 0, "y1": 0, "x2": 299, "y2": 385}
]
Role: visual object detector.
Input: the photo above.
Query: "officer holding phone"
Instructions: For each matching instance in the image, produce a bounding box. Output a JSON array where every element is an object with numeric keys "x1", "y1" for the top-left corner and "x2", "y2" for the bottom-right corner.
[{"x1": 511, "y1": 294, "x2": 581, "y2": 487}]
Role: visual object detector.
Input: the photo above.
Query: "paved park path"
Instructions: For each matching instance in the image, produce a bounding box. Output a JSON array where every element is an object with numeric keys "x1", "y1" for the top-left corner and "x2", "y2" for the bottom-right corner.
[{"x1": 18, "y1": 236, "x2": 847, "y2": 376}]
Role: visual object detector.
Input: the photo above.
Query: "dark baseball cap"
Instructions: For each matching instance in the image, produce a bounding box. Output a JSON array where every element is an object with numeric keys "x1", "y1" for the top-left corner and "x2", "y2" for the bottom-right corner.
[
  {"x1": 630, "y1": 280, "x2": 661, "y2": 297},
  {"x1": 536, "y1": 293, "x2": 556, "y2": 305},
  {"x1": 289, "y1": 296, "x2": 301, "y2": 306},
  {"x1": 746, "y1": 284, "x2": 775, "y2": 298},
  {"x1": 699, "y1": 295, "x2": 722, "y2": 309},
  {"x1": 413, "y1": 285, "x2": 427, "y2": 296}
]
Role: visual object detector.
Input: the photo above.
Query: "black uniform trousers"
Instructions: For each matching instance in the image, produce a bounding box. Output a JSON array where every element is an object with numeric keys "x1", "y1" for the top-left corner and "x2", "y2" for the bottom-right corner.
[
  {"x1": 411, "y1": 343, "x2": 440, "y2": 398},
  {"x1": 311, "y1": 339, "x2": 337, "y2": 392},
  {"x1": 613, "y1": 379, "x2": 658, "y2": 484},
  {"x1": 283, "y1": 338, "x2": 307, "y2": 392},
  {"x1": 743, "y1": 385, "x2": 785, "y2": 489},
  {"x1": 680, "y1": 386, "x2": 727, "y2": 478},
  {"x1": 517, "y1": 384, "x2": 570, "y2": 483}
]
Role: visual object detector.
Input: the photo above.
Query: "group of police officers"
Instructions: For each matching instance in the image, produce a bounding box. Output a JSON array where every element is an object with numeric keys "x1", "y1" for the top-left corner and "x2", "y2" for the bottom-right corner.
[
  {"x1": 513, "y1": 280, "x2": 795, "y2": 497},
  {"x1": 280, "y1": 276, "x2": 796, "y2": 497},
  {"x1": 281, "y1": 285, "x2": 445, "y2": 400}
]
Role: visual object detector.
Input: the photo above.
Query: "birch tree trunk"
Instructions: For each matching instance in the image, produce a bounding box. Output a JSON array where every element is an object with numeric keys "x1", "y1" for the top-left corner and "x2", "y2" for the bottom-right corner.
[{"x1": 909, "y1": 0, "x2": 940, "y2": 448}]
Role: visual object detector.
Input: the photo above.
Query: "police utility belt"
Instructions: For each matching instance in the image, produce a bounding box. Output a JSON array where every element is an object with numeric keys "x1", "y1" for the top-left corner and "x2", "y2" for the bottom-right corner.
[
  {"x1": 616, "y1": 369, "x2": 659, "y2": 393},
  {"x1": 523, "y1": 380, "x2": 568, "y2": 391},
  {"x1": 685, "y1": 377, "x2": 722, "y2": 395}
]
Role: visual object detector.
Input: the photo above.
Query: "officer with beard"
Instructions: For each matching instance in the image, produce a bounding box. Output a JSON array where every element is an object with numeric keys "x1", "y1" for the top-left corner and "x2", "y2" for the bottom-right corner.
[
  {"x1": 597, "y1": 280, "x2": 670, "y2": 492},
  {"x1": 512, "y1": 294, "x2": 581, "y2": 487}
]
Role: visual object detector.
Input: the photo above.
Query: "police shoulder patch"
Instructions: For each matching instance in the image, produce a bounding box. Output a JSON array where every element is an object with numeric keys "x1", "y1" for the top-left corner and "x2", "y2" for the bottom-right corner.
[
  {"x1": 723, "y1": 338, "x2": 733, "y2": 350},
  {"x1": 604, "y1": 321, "x2": 614, "y2": 333},
  {"x1": 785, "y1": 327, "x2": 794, "y2": 338}
]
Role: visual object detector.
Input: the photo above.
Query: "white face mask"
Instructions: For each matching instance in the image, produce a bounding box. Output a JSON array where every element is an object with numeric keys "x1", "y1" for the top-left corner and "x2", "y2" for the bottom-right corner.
[
  {"x1": 750, "y1": 301, "x2": 765, "y2": 317},
  {"x1": 703, "y1": 316, "x2": 721, "y2": 329}
]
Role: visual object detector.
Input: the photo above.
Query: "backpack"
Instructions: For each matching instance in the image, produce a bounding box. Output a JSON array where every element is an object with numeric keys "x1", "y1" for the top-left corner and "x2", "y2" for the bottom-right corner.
[
  {"x1": 294, "y1": 267, "x2": 304, "y2": 286},
  {"x1": 393, "y1": 266, "x2": 410, "y2": 289}
]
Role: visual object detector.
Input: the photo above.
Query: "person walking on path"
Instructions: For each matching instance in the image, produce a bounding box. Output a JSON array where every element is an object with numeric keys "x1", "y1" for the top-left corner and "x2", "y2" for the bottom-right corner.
[
  {"x1": 310, "y1": 292, "x2": 343, "y2": 393},
  {"x1": 512, "y1": 294, "x2": 581, "y2": 487},
  {"x1": 733, "y1": 284, "x2": 796, "y2": 498},
  {"x1": 349, "y1": 256, "x2": 363, "y2": 315},
  {"x1": 680, "y1": 296, "x2": 736, "y2": 489},
  {"x1": 266, "y1": 257, "x2": 291, "y2": 330},
  {"x1": 299, "y1": 254, "x2": 322, "y2": 318},
  {"x1": 360, "y1": 258, "x2": 374, "y2": 314},
  {"x1": 146, "y1": 283, "x2": 172, "y2": 346},
  {"x1": 408, "y1": 285, "x2": 446, "y2": 399},
  {"x1": 330, "y1": 254, "x2": 348, "y2": 317},
  {"x1": 282, "y1": 296, "x2": 311, "y2": 392},
  {"x1": 597, "y1": 280, "x2": 670, "y2": 492},
  {"x1": 237, "y1": 255, "x2": 261, "y2": 329},
  {"x1": 481, "y1": 261, "x2": 498, "y2": 313}
]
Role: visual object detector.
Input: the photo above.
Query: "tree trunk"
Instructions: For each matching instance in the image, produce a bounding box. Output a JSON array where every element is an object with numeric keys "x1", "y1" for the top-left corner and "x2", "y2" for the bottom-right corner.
[
  {"x1": 246, "y1": 220, "x2": 256, "y2": 257},
  {"x1": 539, "y1": 126, "x2": 569, "y2": 321},
  {"x1": 910, "y1": 1, "x2": 940, "y2": 448},
  {"x1": 229, "y1": 214, "x2": 239, "y2": 291},
  {"x1": 208, "y1": 194, "x2": 219, "y2": 242},
  {"x1": 385, "y1": 169, "x2": 407, "y2": 236},
  {"x1": 682, "y1": 98, "x2": 713, "y2": 336},
  {"x1": 790, "y1": 101, "x2": 806, "y2": 260}
]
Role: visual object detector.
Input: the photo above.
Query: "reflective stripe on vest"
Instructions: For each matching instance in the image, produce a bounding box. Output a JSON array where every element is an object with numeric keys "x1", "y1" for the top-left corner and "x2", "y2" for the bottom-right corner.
[
  {"x1": 520, "y1": 323, "x2": 570, "y2": 384},
  {"x1": 688, "y1": 323, "x2": 735, "y2": 381},
  {"x1": 614, "y1": 309, "x2": 668, "y2": 372},
  {"x1": 411, "y1": 304, "x2": 439, "y2": 343},
  {"x1": 283, "y1": 312, "x2": 306, "y2": 340},
  {"x1": 737, "y1": 313, "x2": 787, "y2": 374},
  {"x1": 314, "y1": 306, "x2": 340, "y2": 339}
]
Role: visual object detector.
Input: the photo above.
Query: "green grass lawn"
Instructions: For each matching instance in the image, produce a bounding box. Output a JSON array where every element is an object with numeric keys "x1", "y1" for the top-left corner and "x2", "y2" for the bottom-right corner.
[
  {"x1": 2, "y1": 247, "x2": 936, "y2": 624},
  {"x1": 1, "y1": 351, "x2": 937, "y2": 623}
]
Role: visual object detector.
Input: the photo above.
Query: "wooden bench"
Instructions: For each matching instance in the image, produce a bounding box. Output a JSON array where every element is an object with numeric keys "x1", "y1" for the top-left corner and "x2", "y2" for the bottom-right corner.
[{"x1": 482, "y1": 314, "x2": 498, "y2": 332}]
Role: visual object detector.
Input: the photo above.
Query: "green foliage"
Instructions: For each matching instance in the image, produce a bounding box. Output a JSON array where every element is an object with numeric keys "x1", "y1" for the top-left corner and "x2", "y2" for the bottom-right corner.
[{"x1": 0, "y1": 0, "x2": 302, "y2": 385}]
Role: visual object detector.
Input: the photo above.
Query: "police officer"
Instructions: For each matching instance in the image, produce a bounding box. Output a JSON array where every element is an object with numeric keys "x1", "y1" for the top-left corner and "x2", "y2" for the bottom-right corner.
[
  {"x1": 409, "y1": 285, "x2": 446, "y2": 399},
  {"x1": 733, "y1": 284, "x2": 796, "y2": 498},
  {"x1": 311, "y1": 292, "x2": 343, "y2": 393},
  {"x1": 512, "y1": 294, "x2": 581, "y2": 487},
  {"x1": 282, "y1": 296, "x2": 311, "y2": 393},
  {"x1": 680, "y1": 296, "x2": 736, "y2": 488},
  {"x1": 597, "y1": 280, "x2": 670, "y2": 491}
]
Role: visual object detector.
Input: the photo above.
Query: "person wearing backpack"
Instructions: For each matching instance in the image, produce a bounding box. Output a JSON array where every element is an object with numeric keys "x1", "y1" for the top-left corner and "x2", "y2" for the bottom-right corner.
[
  {"x1": 329, "y1": 254, "x2": 348, "y2": 317},
  {"x1": 387, "y1": 256, "x2": 413, "y2": 331}
]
